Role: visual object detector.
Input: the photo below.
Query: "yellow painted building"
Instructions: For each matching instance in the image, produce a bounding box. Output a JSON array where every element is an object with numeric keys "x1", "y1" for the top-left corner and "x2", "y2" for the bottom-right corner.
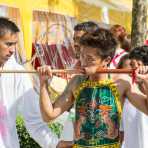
[{"x1": 0, "y1": 0, "x2": 133, "y2": 60}]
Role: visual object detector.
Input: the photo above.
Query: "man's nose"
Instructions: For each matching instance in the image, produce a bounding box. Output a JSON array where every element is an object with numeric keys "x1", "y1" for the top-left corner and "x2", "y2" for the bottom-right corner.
[
  {"x1": 133, "y1": 63, "x2": 138, "y2": 69},
  {"x1": 81, "y1": 60, "x2": 87, "y2": 67},
  {"x1": 9, "y1": 46, "x2": 15, "y2": 54}
]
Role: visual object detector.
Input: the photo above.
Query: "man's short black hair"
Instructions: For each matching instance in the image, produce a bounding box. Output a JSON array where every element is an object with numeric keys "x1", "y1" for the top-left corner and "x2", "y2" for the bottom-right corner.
[
  {"x1": 80, "y1": 28, "x2": 118, "y2": 60},
  {"x1": 0, "y1": 17, "x2": 20, "y2": 37},
  {"x1": 74, "y1": 21, "x2": 99, "y2": 33},
  {"x1": 129, "y1": 45, "x2": 148, "y2": 65}
]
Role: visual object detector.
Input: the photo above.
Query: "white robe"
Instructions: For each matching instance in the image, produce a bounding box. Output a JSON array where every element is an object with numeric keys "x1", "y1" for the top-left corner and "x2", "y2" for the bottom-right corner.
[
  {"x1": 110, "y1": 48, "x2": 127, "y2": 69},
  {"x1": 121, "y1": 99, "x2": 148, "y2": 148},
  {"x1": 0, "y1": 55, "x2": 59, "y2": 148},
  {"x1": 141, "y1": 113, "x2": 148, "y2": 148}
]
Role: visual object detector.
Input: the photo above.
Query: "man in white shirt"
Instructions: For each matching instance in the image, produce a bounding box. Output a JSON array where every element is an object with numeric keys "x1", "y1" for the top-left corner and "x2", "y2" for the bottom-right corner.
[
  {"x1": 110, "y1": 24, "x2": 128, "y2": 69},
  {"x1": 121, "y1": 45, "x2": 148, "y2": 148},
  {"x1": 109, "y1": 47, "x2": 127, "y2": 69},
  {"x1": 0, "y1": 17, "x2": 59, "y2": 148}
]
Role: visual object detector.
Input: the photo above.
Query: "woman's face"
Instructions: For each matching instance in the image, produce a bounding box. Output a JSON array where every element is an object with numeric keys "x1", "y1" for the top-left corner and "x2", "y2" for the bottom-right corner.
[
  {"x1": 130, "y1": 59, "x2": 144, "y2": 69},
  {"x1": 123, "y1": 59, "x2": 131, "y2": 68}
]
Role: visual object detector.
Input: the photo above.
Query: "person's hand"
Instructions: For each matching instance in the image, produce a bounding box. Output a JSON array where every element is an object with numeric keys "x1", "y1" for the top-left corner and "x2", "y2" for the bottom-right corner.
[
  {"x1": 56, "y1": 140, "x2": 73, "y2": 148},
  {"x1": 136, "y1": 66, "x2": 148, "y2": 81},
  {"x1": 37, "y1": 65, "x2": 52, "y2": 85}
]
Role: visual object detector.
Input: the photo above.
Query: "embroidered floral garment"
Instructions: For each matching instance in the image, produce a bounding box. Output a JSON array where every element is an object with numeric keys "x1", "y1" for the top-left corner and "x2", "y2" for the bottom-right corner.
[{"x1": 73, "y1": 80, "x2": 122, "y2": 148}]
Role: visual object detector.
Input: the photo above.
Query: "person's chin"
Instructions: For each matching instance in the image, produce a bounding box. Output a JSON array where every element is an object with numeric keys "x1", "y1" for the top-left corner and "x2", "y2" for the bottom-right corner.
[
  {"x1": 3, "y1": 57, "x2": 10, "y2": 63},
  {"x1": 84, "y1": 67, "x2": 96, "y2": 75}
]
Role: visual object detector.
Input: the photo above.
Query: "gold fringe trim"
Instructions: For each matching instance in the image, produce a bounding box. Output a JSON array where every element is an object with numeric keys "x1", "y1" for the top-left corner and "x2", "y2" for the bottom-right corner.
[
  {"x1": 73, "y1": 143, "x2": 120, "y2": 148},
  {"x1": 48, "y1": 86, "x2": 59, "y2": 101}
]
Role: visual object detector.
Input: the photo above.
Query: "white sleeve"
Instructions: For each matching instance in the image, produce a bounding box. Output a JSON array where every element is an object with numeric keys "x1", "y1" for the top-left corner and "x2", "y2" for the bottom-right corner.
[{"x1": 17, "y1": 73, "x2": 59, "y2": 148}]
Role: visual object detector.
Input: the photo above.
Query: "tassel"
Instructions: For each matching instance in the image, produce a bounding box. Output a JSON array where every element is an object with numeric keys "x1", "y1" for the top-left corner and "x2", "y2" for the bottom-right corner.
[{"x1": 132, "y1": 69, "x2": 136, "y2": 84}]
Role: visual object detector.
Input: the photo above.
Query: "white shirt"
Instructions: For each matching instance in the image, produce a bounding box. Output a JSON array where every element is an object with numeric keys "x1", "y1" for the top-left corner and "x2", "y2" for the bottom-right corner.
[
  {"x1": 110, "y1": 48, "x2": 127, "y2": 69},
  {"x1": 121, "y1": 99, "x2": 148, "y2": 148},
  {"x1": 0, "y1": 55, "x2": 59, "y2": 148},
  {"x1": 141, "y1": 114, "x2": 148, "y2": 148}
]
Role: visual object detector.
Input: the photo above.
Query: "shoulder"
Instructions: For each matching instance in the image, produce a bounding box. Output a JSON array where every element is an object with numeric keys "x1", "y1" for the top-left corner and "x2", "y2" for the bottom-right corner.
[
  {"x1": 115, "y1": 48, "x2": 126, "y2": 54},
  {"x1": 112, "y1": 74, "x2": 132, "y2": 90},
  {"x1": 113, "y1": 73, "x2": 131, "y2": 82},
  {"x1": 5, "y1": 55, "x2": 25, "y2": 70},
  {"x1": 67, "y1": 75, "x2": 87, "y2": 91}
]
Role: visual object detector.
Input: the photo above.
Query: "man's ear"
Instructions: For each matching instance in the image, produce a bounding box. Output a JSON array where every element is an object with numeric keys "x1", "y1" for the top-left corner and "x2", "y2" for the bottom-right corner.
[{"x1": 102, "y1": 56, "x2": 112, "y2": 67}]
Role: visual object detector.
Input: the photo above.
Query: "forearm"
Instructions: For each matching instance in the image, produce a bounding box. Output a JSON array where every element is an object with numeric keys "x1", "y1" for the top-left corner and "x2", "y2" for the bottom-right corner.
[
  {"x1": 40, "y1": 81, "x2": 57, "y2": 122},
  {"x1": 143, "y1": 79, "x2": 148, "y2": 93},
  {"x1": 143, "y1": 79, "x2": 148, "y2": 110}
]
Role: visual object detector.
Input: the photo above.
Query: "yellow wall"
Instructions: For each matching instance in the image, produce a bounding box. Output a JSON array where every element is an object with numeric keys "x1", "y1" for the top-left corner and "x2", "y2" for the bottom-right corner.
[
  {"x1": 109, "y1": 9, "x2": 131, "y2": 32},
  {"x1": 0, "y1": 0, "x2": 34, "y2": 60},
  {"x1": 0, "y1": 0, "x2": 132, "y2": 59}
]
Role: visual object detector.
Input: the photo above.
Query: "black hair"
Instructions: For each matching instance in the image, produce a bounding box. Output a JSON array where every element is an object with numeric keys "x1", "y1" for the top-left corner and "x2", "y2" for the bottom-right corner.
[
  {"x1": 79, "y1": 28, "x2": 118, "y2": 60},
  {"x1": 0, "y1": 17, "x2": 20, "y2": 37},
  {"x1": 129, "y1": 45, "x2": 148, "y2": 65},
  {"x1": 74, "y1": 21, "x2": 99, "y2": 33}
]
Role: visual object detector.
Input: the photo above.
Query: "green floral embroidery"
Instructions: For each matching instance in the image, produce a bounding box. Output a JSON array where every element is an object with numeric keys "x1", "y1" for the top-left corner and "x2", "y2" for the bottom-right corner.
[{"x1": 74, "y1": 80, "x2": 121, "y2": 147}]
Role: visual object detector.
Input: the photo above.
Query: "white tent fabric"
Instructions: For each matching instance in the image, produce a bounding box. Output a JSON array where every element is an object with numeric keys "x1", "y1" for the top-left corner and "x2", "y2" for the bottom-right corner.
[
  {"x1": 80, "y1": 0, "x2": 148, "y2": 12},
  {"x1": 80, "y1": 0, "x2": 132, "y2": 12}
]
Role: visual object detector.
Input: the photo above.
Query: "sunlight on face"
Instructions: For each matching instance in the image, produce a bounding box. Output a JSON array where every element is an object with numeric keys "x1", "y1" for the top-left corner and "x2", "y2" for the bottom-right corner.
[
  {"x1": 130, "y1": 59, "x2": 144, "y2": 69},
  {"x1": 0, "y1": 32, "x2": 18, "y2": 66},
  {"x1": 80, "y1": 46, "x2": 108, "y2": 75},
  {"x1": 123, "y1": 59, "x2": 131, "y2": 69}
]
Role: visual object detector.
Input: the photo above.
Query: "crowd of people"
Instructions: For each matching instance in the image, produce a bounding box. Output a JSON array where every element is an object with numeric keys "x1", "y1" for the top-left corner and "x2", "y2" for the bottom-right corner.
[{"x1": 0, "y1": 17, "x2": 148, "y2": 148}]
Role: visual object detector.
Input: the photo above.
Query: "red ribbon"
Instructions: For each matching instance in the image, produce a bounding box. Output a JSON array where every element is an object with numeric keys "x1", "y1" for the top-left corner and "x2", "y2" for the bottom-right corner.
[{"x1": 132, "y1": 69, "x2": 136, "y2": 84}]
